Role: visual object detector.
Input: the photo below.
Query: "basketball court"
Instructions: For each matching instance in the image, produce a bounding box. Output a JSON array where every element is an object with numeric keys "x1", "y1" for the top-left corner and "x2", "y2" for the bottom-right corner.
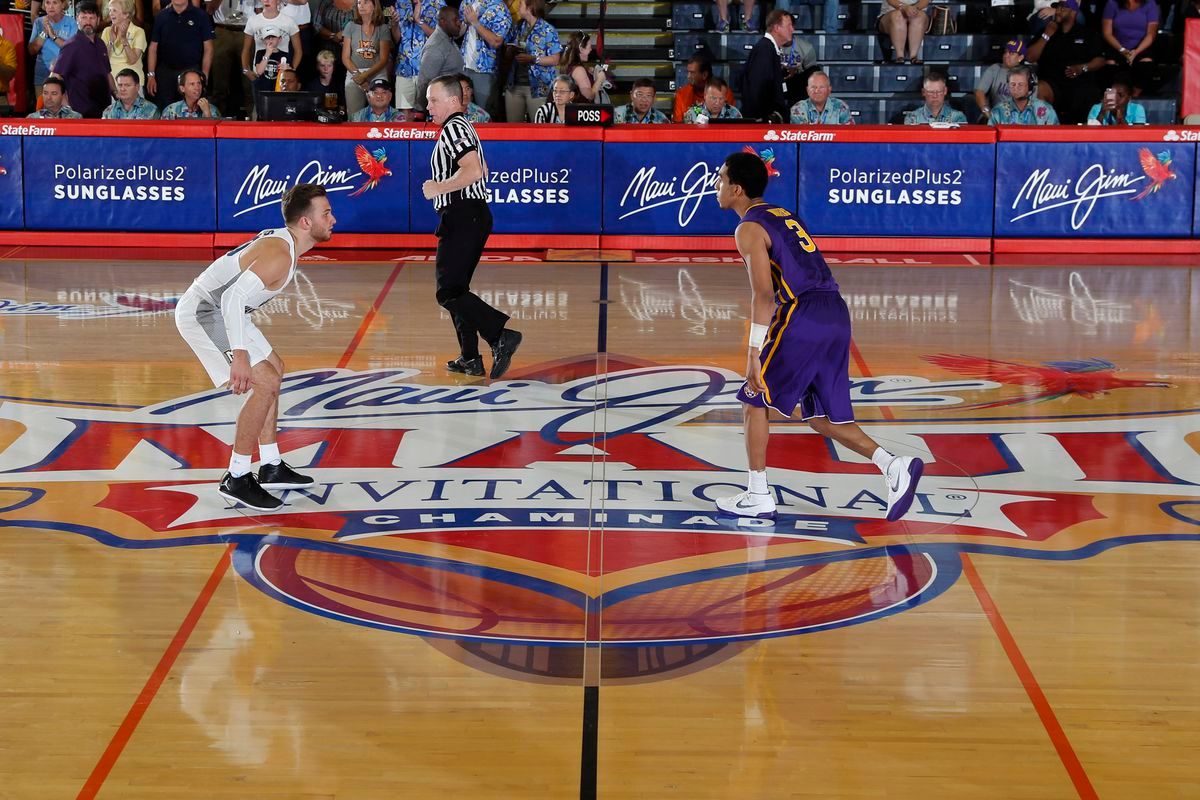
[{"x1": 1, "y1": 246, "x2": 1197, "y2": 799}]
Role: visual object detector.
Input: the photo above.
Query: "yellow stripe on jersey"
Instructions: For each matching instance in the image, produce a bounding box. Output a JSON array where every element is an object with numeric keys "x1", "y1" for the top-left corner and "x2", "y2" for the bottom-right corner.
[
  {"x1": 759, "y1": 301, "x2": 798, "y2": 405},
  {"x1": 770, "y1": 259, "x2": 797, "y2": 302}
]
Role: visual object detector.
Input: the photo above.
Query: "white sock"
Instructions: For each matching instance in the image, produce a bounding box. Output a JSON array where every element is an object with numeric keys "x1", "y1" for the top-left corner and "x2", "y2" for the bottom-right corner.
[
  {"x1": 259, "y1": 442, "x2": 282, "y2": 466},
  {"x1": 871, "y1": 447, "x2": 894, "y2": 474},
  {"x1": 229, "y1": 451, "x2": 253, "y2": 478},
  {"x1": 748, "y1": 469, "x2": 769, "y2": 494}
]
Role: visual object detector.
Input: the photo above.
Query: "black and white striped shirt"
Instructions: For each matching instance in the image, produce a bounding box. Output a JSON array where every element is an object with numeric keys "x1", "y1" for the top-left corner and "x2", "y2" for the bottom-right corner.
[
  {"x1": 430, "y1": 112, "x2": 490, "y2": 212},
  {"x1": 533, "y1": 102, "x2": 564, "y2": 124}
]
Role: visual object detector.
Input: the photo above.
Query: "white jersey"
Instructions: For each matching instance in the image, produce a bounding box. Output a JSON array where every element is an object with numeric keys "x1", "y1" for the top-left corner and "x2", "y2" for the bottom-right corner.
[
  {"x1": 176, "y1": 228, "x2": 298, "y2": 387},
  {"x1": 187, "y1": 228, "x2": 299, "y2": 312}
]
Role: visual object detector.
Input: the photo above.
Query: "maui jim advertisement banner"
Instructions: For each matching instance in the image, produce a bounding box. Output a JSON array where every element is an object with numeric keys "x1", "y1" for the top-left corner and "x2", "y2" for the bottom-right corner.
[
  {"x1": 217, "y1": 138, "x2": 411, "y2": 233},
  {"x1": 0, "y1": 133, "x2": 22, "y2": 230},
  {"x1": 409, "y1": 139, "x2": 601, "y2": 234},
  {"x1": 601, "y1": 142, "x2": 799, "y2": 236},
  {"x1": 796, "y1": 143, "x2": 996, "y2": 237},
  {"x1": 994, "y1": 141, "x2": 1196, "y2": 238},
  {"x1": 22, "y1": 134, "x2": 215, "y2": 232}
]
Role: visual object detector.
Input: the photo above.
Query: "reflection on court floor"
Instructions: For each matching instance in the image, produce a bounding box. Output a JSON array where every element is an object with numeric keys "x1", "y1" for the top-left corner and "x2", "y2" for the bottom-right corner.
[{"x1": 0, "y1": 255, "x2": 1197, "y2": 799}]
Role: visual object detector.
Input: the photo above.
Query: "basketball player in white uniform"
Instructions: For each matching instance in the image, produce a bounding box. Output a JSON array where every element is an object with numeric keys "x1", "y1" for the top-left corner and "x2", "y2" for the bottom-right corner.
[{"x1": 175, "y1": 184, "x2": 336, "y2": 511}]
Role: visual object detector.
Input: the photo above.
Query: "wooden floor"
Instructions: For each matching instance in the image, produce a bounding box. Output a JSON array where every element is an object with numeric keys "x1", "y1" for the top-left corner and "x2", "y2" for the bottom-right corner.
[{"x1": 0, "y1": 250, "x2": 1198, "y2": 799}]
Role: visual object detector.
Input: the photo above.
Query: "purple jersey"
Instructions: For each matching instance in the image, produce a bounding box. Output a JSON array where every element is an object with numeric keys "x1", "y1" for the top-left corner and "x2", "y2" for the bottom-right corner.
[{"x1": 742, "y1": 203, "x2": 839, "y2": 301}]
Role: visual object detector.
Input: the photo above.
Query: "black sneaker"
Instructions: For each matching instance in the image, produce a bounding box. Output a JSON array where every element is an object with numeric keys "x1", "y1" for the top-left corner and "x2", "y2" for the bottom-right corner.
[
  {"x1": 447, "y1": 356, "x2": 485, "y2": 376},
  {"x1": 258, "y1": 461, "x2": 315, "y2": 489},
  {"x1": 219, "y1": 471, "x2": 283, "y2": 511},
  {"x1": 489, "y1": 328, "x2": 523, "y2": 379}
]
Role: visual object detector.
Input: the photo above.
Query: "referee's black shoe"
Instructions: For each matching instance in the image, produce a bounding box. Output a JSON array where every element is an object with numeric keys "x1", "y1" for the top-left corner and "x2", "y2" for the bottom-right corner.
[
  {"x1": 447, "y1": 356, "x2": 485, "y2": 376},
  {"x1": 219, "y1": 471, "x2": 283, "y2": 511},
  {"x1": 489, "y1": 329, "x2": 523, "y2": 379},
  {"x1": 258, "y1": 461, "x2": 315, "y2": 489}
]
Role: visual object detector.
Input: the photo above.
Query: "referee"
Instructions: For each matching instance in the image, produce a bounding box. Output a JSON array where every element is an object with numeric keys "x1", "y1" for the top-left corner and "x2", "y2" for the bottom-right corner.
[{"x1": 422, "y1": 74, "x2": 522, "y2": 380}]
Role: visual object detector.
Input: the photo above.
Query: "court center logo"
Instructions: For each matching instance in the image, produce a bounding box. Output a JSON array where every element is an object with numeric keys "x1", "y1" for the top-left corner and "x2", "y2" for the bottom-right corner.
[{"x1": 1, "y1": 361, "x2": 1196, "y2": 683}]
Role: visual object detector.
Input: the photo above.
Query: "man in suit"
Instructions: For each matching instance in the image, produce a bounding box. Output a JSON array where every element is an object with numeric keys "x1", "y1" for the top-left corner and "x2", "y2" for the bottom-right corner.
[{"x1": 739, "y1": 9, "x2": 794, "y2": 121}]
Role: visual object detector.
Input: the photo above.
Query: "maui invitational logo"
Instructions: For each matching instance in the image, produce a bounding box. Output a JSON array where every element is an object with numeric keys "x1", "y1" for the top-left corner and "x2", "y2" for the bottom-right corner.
[
  {"x1": 2, "y1": 359, "x2": 1196, "y2": 683},
  {"x1": 233, "y1": 143, "x2": 396, "y2": 216}
]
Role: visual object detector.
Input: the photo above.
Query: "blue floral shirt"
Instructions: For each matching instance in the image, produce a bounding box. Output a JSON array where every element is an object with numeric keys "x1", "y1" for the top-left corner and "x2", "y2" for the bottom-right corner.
[
  {"x1": 28, "y1": 105, "x2": 82, "y2": 118},
  {"x1": 988, "y1": 97, "x2": 1059, "y2": 125},
  {"x1": 465, "y1": 101, "x2": 491, "y2": 123},
  {"x1": 102, "y1": 98, "x2": 160, "y2": 119},
  {"x1": 790, "y1": 97, "x2": 854, "y2": 125},
  {"x1": 162, "y1": 100, "x2": 222, "y2": 119},
  {"x1": 682, "y1": 103, "x2": 742, "y2": 124},
  {"x1": 460, "y1": 0, "x2": 511, "y2": 75},
  {"x1": 506, "y1": 17, "x2": 561, "y2": 99},
  {"x1": 615, "y1": 104, "x2": 669, "y2": 124},
  {"x1": 394, "y1": 0, "x2": 444, "y2": 79},
  {"x1": 352, "y1": 106, "x2": 404, "y2": 121},
  {"x1": 904, "y1": 103, "x2": 967, "y2": 125}
]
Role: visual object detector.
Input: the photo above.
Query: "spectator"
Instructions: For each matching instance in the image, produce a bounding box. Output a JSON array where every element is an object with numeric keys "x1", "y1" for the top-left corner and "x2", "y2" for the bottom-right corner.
[
  {"x1": 1086, "y1": 75, "x2": 1146, "y2": 122},
  {"x1": 776, "y1": 0, "x2": 839, "y2": 33},
  {"x1": 1027, "y1": 0, "x2": 1105, "y2": 123},
  {"x1": 880, "y1": 0, "x2": 930, "y2": 64},
  {"x1": 245, "y1": 26, "x2": 288, "y2": 97},
  {"x1": 162, "y1": 66, "x2": 221, "y2": 116},
  {"x1": 342, "y1": 0, "x2": 390, "y2": 117},
  {"x1": 989, "y1": 64, "x2": 1059, "y2": 123},
  {"x1": 673, "y1": 54, "x2": 735, "y2": 122},
  {"x1": 740, "y1": 9, "x2": 793, "y2": 121},
  {"x1": 147, "y1": 0, "x2": 214, "y2": 109},
  {"x1": 102, "y1": 0, "x2": 146, "y2": 28},
  {"x1": 904, "y1": 72, "x2": 967, "y2": 123},
  {"x1": 314, "y1": 0, "x2": 354, "y2": 84},
  {"x1": 714, "y1": 0, "x2": 758, "y2": 32},
  {"x1": 50, "y1": 2, "x2": 115, "y2": 119},
  {"x1": 789, "y1": 70, "x2": 854, "y2": 123},
  {"x1": 614, "y1": 76, "x2": 668, "y2": 123},
  {"x1": 100, "y1": 0, "x2": 145, "y2": 86},
  {"x1": 460, "y1": 0, "x2": 512, "y2": 115},
  {"x1": 559, "y1": 31, "x2": 609, "y2": 104},
  {"x1": 503, "y1": 0, "x2": 560, "y2": 122},
  {"x1": 102, "y1": 68, "x2": 161, "y2": 116},
  {"x1": 29, "y1": 76, "x2": 83, "y2": 117},
  {"x1": 243, "y1": 0, "x2": 301, "y2": 99},
  {"x1": 391, "y1": 0, "x2": 443, "y2": 112},
  {"x1": 350, "y1": 74, "x2": 401, "y2": 119},
  {"x1": 279, "y1": 0, "x2": 313, "y2": 77},
  {"x1": 457, "y1": 72, "x2": 491, "y2": 121},
  {"x1": 208, "y1": 0, "x2": 255, "y2": 119},
  {"x1": 781, "y1": 33, "x2": 819, "y2": 106},
  {"x1": 975, "y1": 38, "x2": 1033, "y2": 121},
  {"x1": 415, "y1": 5, "x2": 464, "y2": 113},
  {"x1": 1101, "y1": 0, "x2": 1158, "y2": 94},
  {"x1": 0, "y1": 31, "x2": 13, "y2": 115},
  {"x1": 278, "y1": 64, "x2": 301, "y2": 90},
  {"x1": 533, "y1": 73, "x2": 572, "y2": 122},
  {"x1": 683, "y1": 76, "x2": 743, "y2": 123},
  {"x1": 28, "y1": 0, "x2": 79, "y2": 96},
  {"x1": 305, "y1": 48, "x2": 346, "y2": 112}
]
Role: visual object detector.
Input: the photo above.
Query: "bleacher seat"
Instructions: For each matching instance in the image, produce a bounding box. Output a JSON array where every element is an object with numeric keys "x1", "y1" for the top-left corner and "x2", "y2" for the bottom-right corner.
[
  {"x1": 826, "y1": 64, "x2": 877, "y2": 93},
  {"x1": 820, "y1": 33, "x2": 875, "y2": 62},
  {"x1": 670, "y1": 2, "x2": 710, "y2": 31},
  {"x1": 878, "y1": 64, "x2": 924, "y2": 92},
  {"x1": 1142, "y1": 98, "x2": 1178, "y2": 124}
]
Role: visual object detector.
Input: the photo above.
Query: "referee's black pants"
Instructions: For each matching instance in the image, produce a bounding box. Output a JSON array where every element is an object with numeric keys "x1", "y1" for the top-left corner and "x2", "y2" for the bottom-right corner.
[{"x1": 435, "y1": 199, "x2": 509, "y2": 359}]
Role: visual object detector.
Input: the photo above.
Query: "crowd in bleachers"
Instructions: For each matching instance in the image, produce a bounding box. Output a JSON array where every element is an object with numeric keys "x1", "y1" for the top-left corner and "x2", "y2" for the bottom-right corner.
[{"x1": 0, "y1": 0, "x2": 1191, "y2": 123}]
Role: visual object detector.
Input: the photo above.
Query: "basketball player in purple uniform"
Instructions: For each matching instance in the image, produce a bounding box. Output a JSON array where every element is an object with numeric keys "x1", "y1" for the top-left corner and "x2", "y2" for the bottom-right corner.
[{"x1": 714, "y1": 152, "x2": 924, "y2": 521}]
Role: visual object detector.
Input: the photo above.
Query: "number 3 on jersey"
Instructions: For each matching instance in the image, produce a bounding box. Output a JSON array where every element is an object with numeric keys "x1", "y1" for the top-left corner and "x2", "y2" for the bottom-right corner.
[{"x1": 785, "y1": 218, "x2": 816, "y2": 253}]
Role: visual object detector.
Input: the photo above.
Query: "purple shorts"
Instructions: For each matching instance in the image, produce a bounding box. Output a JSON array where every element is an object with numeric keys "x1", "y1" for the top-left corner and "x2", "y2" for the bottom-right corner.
[{"x1": 736, "y1": 290, "x2": 855, "y2": 422}]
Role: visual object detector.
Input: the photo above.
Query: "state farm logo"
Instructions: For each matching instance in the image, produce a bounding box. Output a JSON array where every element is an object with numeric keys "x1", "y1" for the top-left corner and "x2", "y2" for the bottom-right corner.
[
  {"x1": 1162, "y1": 129, "x2": 1200, "y2": 142},
  {"x1": 762, "y1": 129, "x2": 837, "y2": 142},
  {"x1": 366, "y1": 126, "x2": 437, "y2": 140},
  {"x1": 3, "y1": 361, "x2": 1194, "y2": 682}
]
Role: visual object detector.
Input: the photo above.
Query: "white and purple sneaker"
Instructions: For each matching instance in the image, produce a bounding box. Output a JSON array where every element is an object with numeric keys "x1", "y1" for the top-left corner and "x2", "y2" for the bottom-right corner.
[
  {"x1": 715, "y1": 490, "x2": 777, "y2": 519},
  {"x1": 885, "y1": 456, "x2": 924, "y2": 522}
]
